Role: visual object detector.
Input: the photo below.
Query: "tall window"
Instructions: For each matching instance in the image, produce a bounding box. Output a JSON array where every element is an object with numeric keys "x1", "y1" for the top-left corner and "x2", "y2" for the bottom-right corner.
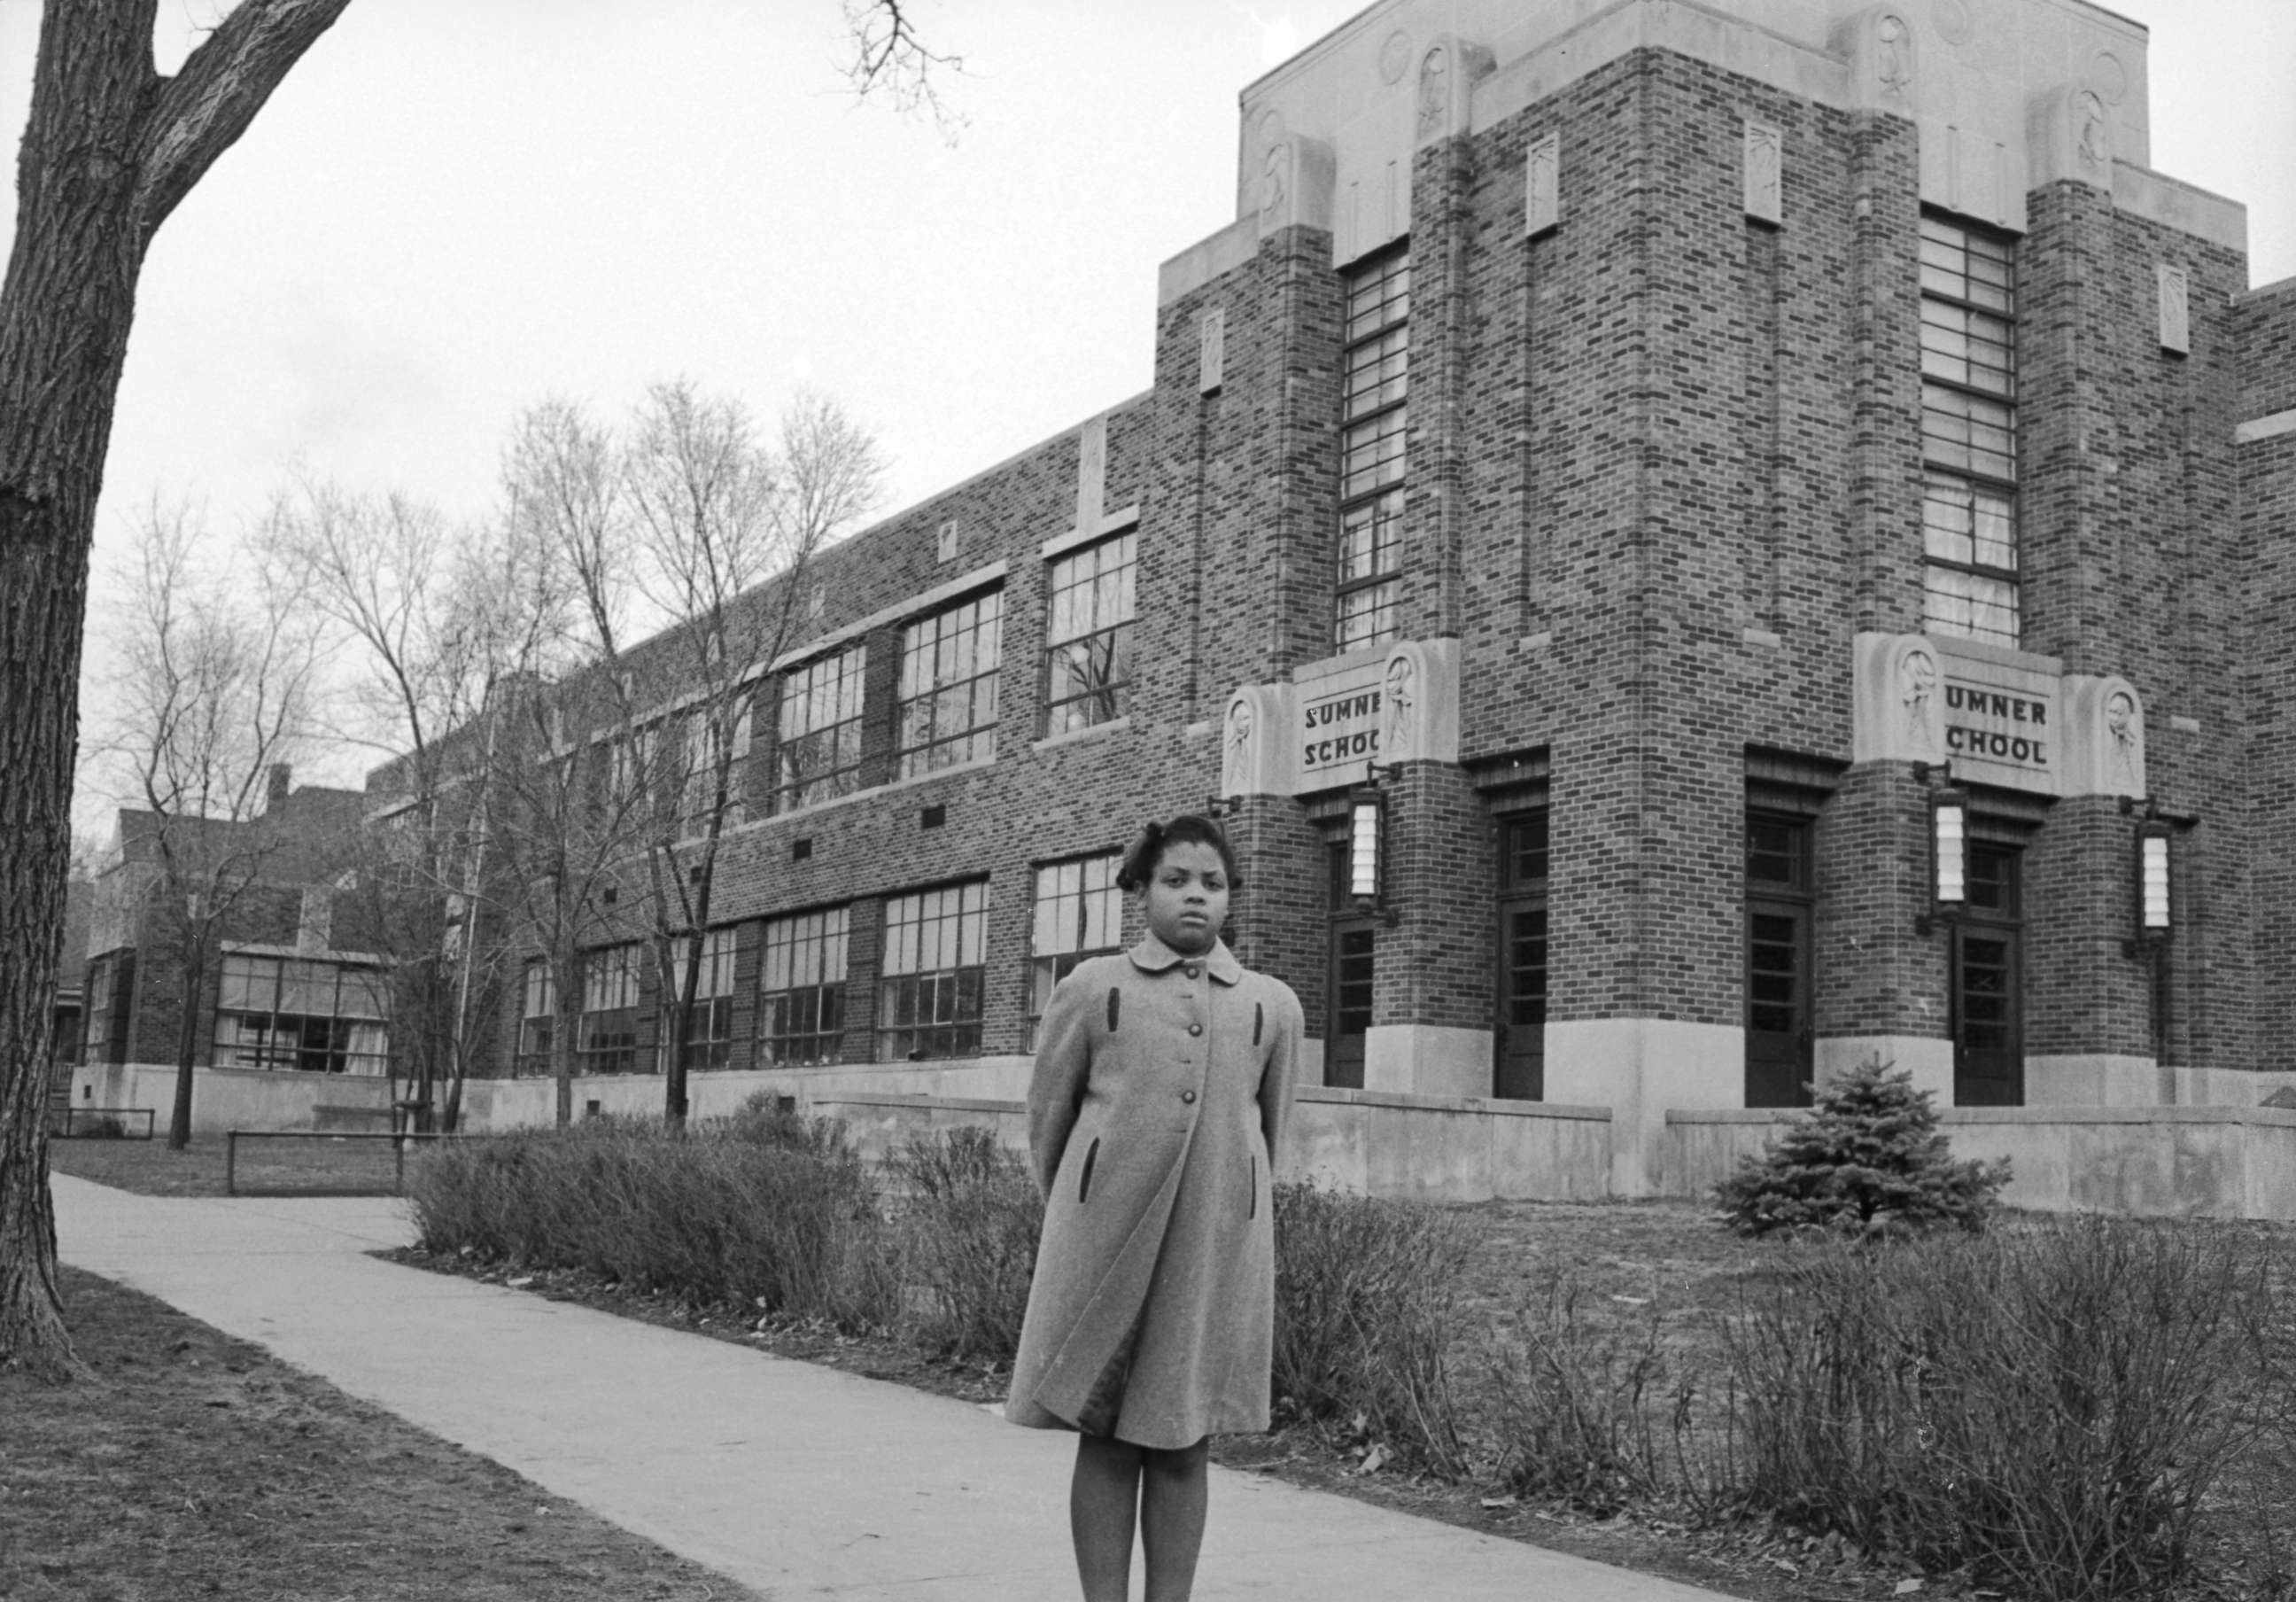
[
  {"x1": 1337, "y1": 247, "x2": 1410, "y2": 651},
  {"x1": 578, "y1": 944, "x2": 642, "y2": 1075},
  {"x1": 880, "y1": 883, "x2": 988, "y2": 1060},
  {"x1": 899, "y1": 590, "x2": 1004, "y2": 777},
  {"x1": 663, "y1": 929, "x2": 737, "y2": 1072},
  {"x1": 1494, "y1": 810, "x2": 1548, "y2": 1100},
  {"x1": 778, "y1": 647, "x2": 867, "y2": 811},
  {"x1": 82, "y1": 956, "x2": 116, "y2": 1065},
  {"x1": 1028, "y1": 853, "x2": 1122, "y2": 1050},
  {"x1": 1043, "y1": 533, "x2": 1136, "y2": 737},
  {"x1": 1920, "y1": 215, "x2": 2019, "y2": 647},
  {"x1": 213, "y1": 953, "x2": 390, "y2": 1076},
  {"x1": 681, "y1": 704, "x2": 750, "y2": 835},
  {"x1": 760, "y1": 907, "x2": 849, "y2": 1066},
  {"x1": 516, "y1": 960, "x2": 555, "y2": 1077}
]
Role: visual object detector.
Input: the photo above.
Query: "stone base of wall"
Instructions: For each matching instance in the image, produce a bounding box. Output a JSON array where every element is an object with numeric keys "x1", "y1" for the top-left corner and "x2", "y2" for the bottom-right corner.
[{"x1": 1667, "y1": 1106, "x2": 2296, "y2": 1220}]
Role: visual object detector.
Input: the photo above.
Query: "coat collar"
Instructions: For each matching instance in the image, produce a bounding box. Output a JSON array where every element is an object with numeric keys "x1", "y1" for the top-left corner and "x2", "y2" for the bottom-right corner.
[{"x1": 1128, "y1": 932, "x2": 1242, "y2": 984}]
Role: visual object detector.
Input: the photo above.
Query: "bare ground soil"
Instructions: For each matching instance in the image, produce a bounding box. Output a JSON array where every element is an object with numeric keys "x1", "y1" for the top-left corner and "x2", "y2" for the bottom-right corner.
[{"x1": 0, "y1": 1266, "x2": 753, "y2": 1602}]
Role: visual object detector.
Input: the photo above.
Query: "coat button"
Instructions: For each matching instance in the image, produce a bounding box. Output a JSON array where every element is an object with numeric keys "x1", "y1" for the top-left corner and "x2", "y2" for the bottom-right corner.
[
  {"x1": 1182, "y1": 1090, "x2": 1197, "y2": 1104},
  {"x1": 1188, "y1": 1023, "x2": 1203, "y2": 1036},
  {"x1": 1184, "y1": 963, "x2": 1200, "y2": 978}
]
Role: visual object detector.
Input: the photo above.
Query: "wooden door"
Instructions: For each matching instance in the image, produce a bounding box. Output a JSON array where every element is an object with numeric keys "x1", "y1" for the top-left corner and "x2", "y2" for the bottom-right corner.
[
  {"x1": 1744, "y1": 814, "x2": 1814, "y2": 1108},
  {"x1": 1952, "y1": 844, "x2": 2024, "y2": 1106}
]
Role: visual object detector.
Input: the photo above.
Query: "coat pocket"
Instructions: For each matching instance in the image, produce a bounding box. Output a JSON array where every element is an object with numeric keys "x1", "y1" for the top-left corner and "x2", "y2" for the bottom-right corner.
[{"x1": 1077, "y1": 1137, "x2": 1102, "y2": 1204}]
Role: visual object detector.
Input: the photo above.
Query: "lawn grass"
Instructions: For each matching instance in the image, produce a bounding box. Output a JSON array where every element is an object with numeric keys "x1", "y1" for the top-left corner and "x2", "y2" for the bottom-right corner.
[
  {"x1": 47, "y1": 1131, "x2": 456, "y2": 1199},
  {"x1": 0, "y1": 1267, "x2": 750, "y2": 1602}
]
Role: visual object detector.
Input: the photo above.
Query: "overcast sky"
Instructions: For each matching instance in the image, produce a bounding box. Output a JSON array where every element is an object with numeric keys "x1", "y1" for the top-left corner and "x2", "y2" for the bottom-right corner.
[{"x1": 4, "y1": 0, "x2": 2291, "y2": 821}]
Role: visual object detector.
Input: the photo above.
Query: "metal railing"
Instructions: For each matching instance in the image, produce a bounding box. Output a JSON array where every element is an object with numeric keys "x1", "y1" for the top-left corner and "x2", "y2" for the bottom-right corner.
[
  {"x1": 49, "y1": 1106, "x2": 156, "y2": 1140},
  {"x1": 224, "y1": 1129, "x2": 469, "y2": 1198}
]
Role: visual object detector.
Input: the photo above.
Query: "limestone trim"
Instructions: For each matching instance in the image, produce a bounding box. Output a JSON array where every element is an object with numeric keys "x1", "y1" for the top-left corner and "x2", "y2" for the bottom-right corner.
[
  {"x1": 2112, "y1": 161, "x2": 2248, "y2": 254},
  {"x1": 2236, "y1": 408, "x2": 2296, "y2": 445},
  {"x1": 768, "y1": 560, "x2": 1009, "y2": 673},
  {"x1": 1039, "y1": 505, "x2": 1142, "y2": 563}
]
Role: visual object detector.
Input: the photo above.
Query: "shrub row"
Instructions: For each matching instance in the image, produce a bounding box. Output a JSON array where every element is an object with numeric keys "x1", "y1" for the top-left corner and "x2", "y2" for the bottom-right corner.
[{"x1": 409, "y1": 1100, "x2": 2294, "y2": 1600}]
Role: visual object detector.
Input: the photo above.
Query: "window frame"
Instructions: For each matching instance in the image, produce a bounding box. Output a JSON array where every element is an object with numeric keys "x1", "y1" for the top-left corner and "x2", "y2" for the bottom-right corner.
[
  {"x1": 1027, "y1": 852, "x2": 1123, "y2": 1051},
  {"x1": 516, "y1": 958, "x2": 555, "y2": 1077},
  {"x1": 758, "y1": 906, "x2": 849, "y2": 1067},
  {"x1": 211, "y1": 951, "x2": 391, "y2": 1077},
  {"x1": 776, "y1": 645, "x2": 870, "y2": 813},
  {"x1": 1918, "y1": 214, "x2": 2021, "y2": 648},
  {"x1": 879, "y1": 882, "x2": 989, "y2": 1062},
  {"x1": 897, "y1": 587, "x2": 1004, "y2": 778},
  {"x1": 576, "y1": 943, "x2": 643, "y2": 1076},
  {"x1": 1336, "y1": 245, "x2": 1412, "y2": 652},
  {"x1": 663, "y1": 929, "x2": 738, "y2": 1072},
  {"x1": 1041, "y1": 533, "x2": 1136, "y2": 738}
]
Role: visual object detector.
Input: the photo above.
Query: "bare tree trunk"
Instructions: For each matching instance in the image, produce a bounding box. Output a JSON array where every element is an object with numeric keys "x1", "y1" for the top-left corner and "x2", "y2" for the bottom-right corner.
[
  {"x1": 167, "y1": 938, "x2": 206, "y2": 1150},
  {"x1": 0, "y1": 0, "x2": 351, "y2": 1376}
]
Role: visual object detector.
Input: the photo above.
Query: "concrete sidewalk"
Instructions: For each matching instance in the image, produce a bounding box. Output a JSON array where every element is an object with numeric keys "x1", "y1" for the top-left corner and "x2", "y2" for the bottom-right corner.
[{"x1": 54, "y1": 1175, "x2": 1735, "y2": 1600}]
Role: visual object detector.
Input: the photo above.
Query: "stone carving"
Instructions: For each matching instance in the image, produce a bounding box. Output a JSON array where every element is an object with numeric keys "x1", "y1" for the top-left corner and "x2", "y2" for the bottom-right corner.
[
  {"x1": 1378, "y1": 28, "x2": 1412, "y2": 86},
  {"x1": 936, "y1": 519, "x2": 958, "y2": 564},
  {"x1": 1259, "y1": 144, "x2": 1289, "y2": 233},
  {"x1": 1743, "y1": 121, "x2": 1782, "y2": 226},
  {"x1": 1416, "y1": 45, "x2": 1450, "y2": 139},
  {"x1": 1198, "y1": 307, "x2": 1226, "y2": 393},
  {"x1": 1223, "y1": 698, "x2": 1254, "y2": 794},
  {"x1": 1898, "y1": 645, "x2": 1940, "y2": 757},
  {"x1": 808, "y1": 583, "x2": 826, "y2": 621},
  {"x1": 1525, "y1": 132, "x2": 1560, "y2": 237},
  {"x1": 1382, "y1": 654, "x2": 1417, "y2": 759},
  {"x1": 2075, "y1": 90, "x2": 2110, "y2": 177},
  {"x1": 2091, "y1": 48, "x2": 2129, "y2": 105},
  {"x1": 2157, "y1": 263, "x2": 2190, "y2": 354},
  {"x1": 1876, "y1": 14, "x2": 1912, "y2": 101},
  {"x1": 2106, "y1": 688, "x2": 2141, "y2": 792}
]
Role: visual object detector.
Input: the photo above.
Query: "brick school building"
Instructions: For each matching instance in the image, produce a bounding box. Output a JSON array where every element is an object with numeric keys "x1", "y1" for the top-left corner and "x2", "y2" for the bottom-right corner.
[{"x1": 399, "y1": 0, "x2": 2296, "y2": 1201}]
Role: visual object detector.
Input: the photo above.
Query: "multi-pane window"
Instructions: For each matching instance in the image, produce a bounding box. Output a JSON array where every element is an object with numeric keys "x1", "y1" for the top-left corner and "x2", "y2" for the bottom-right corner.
[
  {"x1": 1337, "y1": 248, "x2": 1411, "y2": 651},
  {"x1": 1043, "y1": 534, "x2": 1136, "y2": 737},
  {"x1": 681, "y1": 704, "x2": 750, "y2": 836},
  {"x1": 899, "y1": 591, "x2": 1004, "y2": 777},
  {"x1": 880, "y1": 883, "x2": 988, "y2": 1061},
  {"x1": 760, "y1": 907, "x2": 849, "y2": 1066},
  {"x1": 81, "y1": 956, "x2": 115, "y2": 1065},
  {"x1": 1920, "y1": 215, "x2": 2019, "y2": 647},
  {"x1": 778, "y1": 647, "x2": 868, "y2": 811},
  {"x1": 663, "y1": 929, "x2": 737, "y2": 1072},
  {"x1": 516, "y1": 960, "x2": 555, "y2": 1077},
  {"x1": 578, "y1": 944, "x2": 642, "y2": 1075},
  {"x1": 1494, "y1": 810, "x2": 1549, "y2": 1101},
  {"x1": 212, "y1": 953, "x2": 390, "y2": 1076},
  {"x1": 1028, "y1": 853, "x2": 1122, "y2": 1050}
]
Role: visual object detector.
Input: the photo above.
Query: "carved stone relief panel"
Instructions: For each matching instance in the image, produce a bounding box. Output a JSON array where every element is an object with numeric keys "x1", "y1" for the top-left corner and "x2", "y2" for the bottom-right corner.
[
  {"x1": 1256, "y1": 136, "x2": 1335, "y2": 243},
  {"x1": 2061, "y1": 675, "x2": 2147, "y2": 799},
  {"x1": 1219, "y1": 682, "x2": 1297, "y2": 798},
  {"x1": 2029, "y1": 85, "x2": 2113, "y2": 190},
  {"x1": 1852, "y1": 633, "x2": 1945, "y2": 766},
  {"x1": 1743, "y1": 120, "x2": 1783, "y2": 226},
  {"x1": 1843, "y1": 9, "x2": 1917, "y2": 113},
  {"x1": 1377, "y1": 638, "x2": 1460, "y2": 767},
  {"x1": 1198, "y1": 307, "x2": 1226, "y2": 394},
  {"x1": 1411, "y1": 35, "x2": 1493, "y2": 147},
  {"x1": 2156, "y1": 264, "x2": 2190, "y2": 355},
  {"x1": 1525, "y1": 132, "x2": 1560, "y2": 238}
]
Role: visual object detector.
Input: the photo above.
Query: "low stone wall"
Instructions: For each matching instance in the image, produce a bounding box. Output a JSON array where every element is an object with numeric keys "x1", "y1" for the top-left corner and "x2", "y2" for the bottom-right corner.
[
  {"x1": 70, "y1": 1062, "x2": 397, "y2": 1138},
  {"x1": 1664, "y1": 1106, "x2": 2296, "y2": 1221}
]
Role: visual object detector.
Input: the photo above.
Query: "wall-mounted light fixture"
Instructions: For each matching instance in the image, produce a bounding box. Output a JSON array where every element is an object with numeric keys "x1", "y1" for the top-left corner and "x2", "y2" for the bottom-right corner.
[
  {"x1": 2120, "y1": 796, "x2": 2176, "y2": 953},
  {"x1": 1348, "y1": 764, "x2": 1399, "y2": 924},
  {"x1": 1914, "y1": 761, "x2": 1966, "y2": 936}
]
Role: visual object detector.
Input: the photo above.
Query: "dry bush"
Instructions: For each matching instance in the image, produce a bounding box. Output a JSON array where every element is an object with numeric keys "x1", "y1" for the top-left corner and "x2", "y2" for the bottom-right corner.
[
  {"x1": 1723, "y1": 1215, "x2": 2291, "y2": 1601},
  {"x1": 886, "y1": 1127, "x2": 1042, "y2": 1363},
  {"x1": 1272, "y1": 1179, "x2": 1470, "y2": 1475}
]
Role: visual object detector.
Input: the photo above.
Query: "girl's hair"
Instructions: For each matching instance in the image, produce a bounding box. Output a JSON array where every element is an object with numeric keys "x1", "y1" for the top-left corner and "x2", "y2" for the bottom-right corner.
[{"x1": 1117, "y1": 813, "x2": 1241, "y2": 892}]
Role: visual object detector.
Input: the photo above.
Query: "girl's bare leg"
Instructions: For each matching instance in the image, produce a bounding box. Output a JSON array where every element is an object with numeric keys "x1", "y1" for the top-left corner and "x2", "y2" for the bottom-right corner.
[
  {"x1": 1138, "y1": 1439, "x2": 1209, "y2": 1602},
  {"x1": 1071, "y1": 1434, "x2": 1143, "y2": 1601}
]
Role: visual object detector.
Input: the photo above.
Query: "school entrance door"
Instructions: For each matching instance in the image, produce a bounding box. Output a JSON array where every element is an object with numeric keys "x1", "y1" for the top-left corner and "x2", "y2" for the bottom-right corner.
[
  {"x1": 1952, "y1": 844, "x2": 2024, "y2": 1106},
  {"x1": 1744, "y1": 815, "x2": 1814, "y2": 1108}
]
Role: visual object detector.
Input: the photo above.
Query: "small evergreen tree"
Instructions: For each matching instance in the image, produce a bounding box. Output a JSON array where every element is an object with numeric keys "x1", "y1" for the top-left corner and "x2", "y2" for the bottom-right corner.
[{"x1": 1716, "y1": 1059, "x2": 2012, "y2": 1238}]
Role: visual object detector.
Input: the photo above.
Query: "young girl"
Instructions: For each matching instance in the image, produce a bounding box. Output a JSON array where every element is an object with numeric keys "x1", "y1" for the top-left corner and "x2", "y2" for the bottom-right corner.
[{"x1": 1006, "y1": 814, "x2": 1304, "y2": 1602}]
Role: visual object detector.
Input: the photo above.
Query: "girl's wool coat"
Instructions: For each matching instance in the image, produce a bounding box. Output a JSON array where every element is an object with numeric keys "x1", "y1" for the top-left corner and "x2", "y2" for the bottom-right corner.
[{"x1": 1004, "y1": 933, "x2": 1304, "y2": 1449}]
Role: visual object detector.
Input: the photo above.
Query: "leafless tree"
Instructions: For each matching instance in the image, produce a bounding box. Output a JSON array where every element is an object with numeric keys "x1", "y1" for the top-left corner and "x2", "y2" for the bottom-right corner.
[
  {"x1": 0, "y1": 0, "x2": 948, "y2": 1379},
  {"x1": 91, "y1": 503, "x2": 325, "y2": 1151},
  {"x1": 566, "y1": 382, "x2": 886, "y2": 1129}
]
